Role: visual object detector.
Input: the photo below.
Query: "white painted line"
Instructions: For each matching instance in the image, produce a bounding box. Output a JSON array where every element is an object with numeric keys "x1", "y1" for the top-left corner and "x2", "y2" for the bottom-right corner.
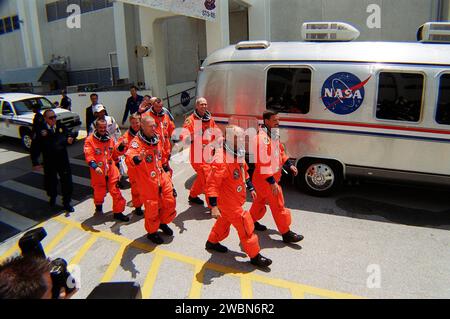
[
  {"x1": 0, "y1": 206, "x2": 36, "y2": 231},
  {"x1": 32, "y1": 170, "x2": 91, "y2": 188},
  {"x1": 70, "y1": 158, "x2": 88, "y2": 167},
  {"x1": 170, "y1": 147, "x2": 190, "y2": 163},
  {"x1": 71, "y1": 175, "x2": 92, "y2": 188},
  {"x1": 0, "y1": 180, "x2": 80, "y2": 206}
]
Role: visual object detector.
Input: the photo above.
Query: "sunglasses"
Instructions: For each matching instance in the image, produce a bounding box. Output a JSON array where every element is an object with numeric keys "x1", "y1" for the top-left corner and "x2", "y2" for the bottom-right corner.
[
  {"x1": 48, "y1": 116, "x2": 57, "y2": 120},
  {"x1": 155, "y1": 98, "x2": 162, "y2": 103}
]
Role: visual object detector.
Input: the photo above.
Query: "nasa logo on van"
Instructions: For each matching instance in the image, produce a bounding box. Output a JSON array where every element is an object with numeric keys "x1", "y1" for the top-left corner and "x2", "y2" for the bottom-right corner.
[{"x1": 321, "y1": 72, "x2": 371, "y2": 115}]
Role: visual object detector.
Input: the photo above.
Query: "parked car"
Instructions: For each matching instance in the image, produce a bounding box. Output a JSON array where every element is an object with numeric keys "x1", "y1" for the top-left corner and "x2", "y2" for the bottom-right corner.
[{"x1": 0, "y1": 93, "x2": 81, "y2": 149}]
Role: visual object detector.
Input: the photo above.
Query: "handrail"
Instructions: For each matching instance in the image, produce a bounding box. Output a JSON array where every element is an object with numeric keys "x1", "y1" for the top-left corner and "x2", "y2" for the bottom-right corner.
[{"x1": 161, "y1": 86, "x2": 196, "y2": 102}]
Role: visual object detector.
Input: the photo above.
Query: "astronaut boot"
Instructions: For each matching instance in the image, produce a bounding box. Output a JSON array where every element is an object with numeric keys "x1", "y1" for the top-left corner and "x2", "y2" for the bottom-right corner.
[
  {"x1": 250, "y1": 254, "x2": 272, "y2": 268},
  {"x1": 134, "y1": 207, "x2": 144, "y2": 216},
  {"x1": 113, "y1": 213, "x2": 130, "y2": 222},
  {"x1": 188, "y1": 196, "x2": 204, "y2": 205},
  {"x1": 282, "y1": 231, "x2": 304, "y2": 243},
  {"x1": 147, "y1": 232, "x2": 164, "y2": 245},
  {"x1": 254, "y1": 222, "x2": 267, "y2": 231},
  {"x1": 95, "y1": 204, "x2": 103, "y2": 214},
  {"x1": 159, "y1": 224, "x2": 173, "y2": 236},
  {"x1": 205, "y1": 241, "x2": 228, "y2": 253}
]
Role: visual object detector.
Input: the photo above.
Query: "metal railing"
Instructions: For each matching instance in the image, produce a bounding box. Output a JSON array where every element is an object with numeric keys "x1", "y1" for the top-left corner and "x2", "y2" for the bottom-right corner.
[{"x1": 162, "y1": 85, "x2": 196, "y2": 114}]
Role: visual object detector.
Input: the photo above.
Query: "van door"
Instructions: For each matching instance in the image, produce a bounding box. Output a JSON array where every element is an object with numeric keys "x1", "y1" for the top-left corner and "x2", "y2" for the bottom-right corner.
[{"x1": 0, "y1": 101, "x2": 19, "y2": 138}]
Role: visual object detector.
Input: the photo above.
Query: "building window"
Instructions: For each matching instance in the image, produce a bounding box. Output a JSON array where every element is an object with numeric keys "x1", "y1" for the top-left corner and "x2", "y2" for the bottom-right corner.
[
  {"x1": 4, "y1": 17, "x2": 12, "y2": 33},
  {"x1": 57, "y1": 0, "x2": 69, "y2": 20},
  {"x1": 46, "y1": 2, "x2": 58, "y2": 22},
  {"x1": 266, "y1": 68, "x2": 311, "y2": 114},
  {"x1": 92, "y1": 0, "x2": 107, "y2": 11},
  {"x1": 376, "y1": 72, "x2": 424, "y2": 122},
  {"x1": 436, "y1": 74, "x2": 450, "y2": 125},
  {"x1": 12, "y1": 15, "x2": 20, "y2": 30},
  {"x1": 46, "y1": 0, "x2": 112, "y2": 22},
  {"x1": 80, "y1": 0, "x2": 93, "y2": 13}
]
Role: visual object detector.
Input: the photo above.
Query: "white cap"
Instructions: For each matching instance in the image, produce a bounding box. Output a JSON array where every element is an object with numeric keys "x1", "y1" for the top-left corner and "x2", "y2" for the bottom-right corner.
[{"x1": 93, "y1": 104, "x2": 106, "y2": 114}]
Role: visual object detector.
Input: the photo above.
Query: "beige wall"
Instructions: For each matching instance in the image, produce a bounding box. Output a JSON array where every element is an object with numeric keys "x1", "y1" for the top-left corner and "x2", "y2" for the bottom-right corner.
[{"x1": 269, "y1": 0, "x2": 440, "y2": 42}]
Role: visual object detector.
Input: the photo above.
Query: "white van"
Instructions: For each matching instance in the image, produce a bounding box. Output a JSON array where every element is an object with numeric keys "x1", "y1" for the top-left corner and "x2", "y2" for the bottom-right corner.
[
  {"x1": 196, "y1": 22, "x2": 450, "y2": 196},
  {"x1": 0, "y1": 93, "x2": 81, "y2": 149}
]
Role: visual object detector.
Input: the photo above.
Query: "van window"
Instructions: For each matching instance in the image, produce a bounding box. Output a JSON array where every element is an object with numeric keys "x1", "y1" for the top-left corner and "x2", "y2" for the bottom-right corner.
[
  {"x1": 266, "y1": 68, "x2": 311, "y2": 114},
  {"x1": 436, "y1": 74, "x2": 450, "y2": 125},
  {"x1": 376, "y1": 72, "x2": 424, "y2": 122}
]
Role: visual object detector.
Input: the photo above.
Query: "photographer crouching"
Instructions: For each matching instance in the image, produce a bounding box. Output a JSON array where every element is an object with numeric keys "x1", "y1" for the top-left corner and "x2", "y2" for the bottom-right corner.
[{"x1": 0, "y1": 228, "x2": 78, "y2": 299}]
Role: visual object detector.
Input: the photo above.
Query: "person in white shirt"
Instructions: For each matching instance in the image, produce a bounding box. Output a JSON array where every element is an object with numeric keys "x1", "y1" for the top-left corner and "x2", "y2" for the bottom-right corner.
[
  {"x1": 89, "y1": 104, "x2": 121, "y2": 141},
  {"x1": 90, "y1": 104, "x2": 126, "y2": 183}
]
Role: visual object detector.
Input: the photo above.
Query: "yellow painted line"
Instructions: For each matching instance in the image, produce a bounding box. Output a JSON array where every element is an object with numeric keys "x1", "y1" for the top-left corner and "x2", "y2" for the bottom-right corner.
[
  {"x1": 101, "y1": 243, "x2": 128, "y2": 283},
  {"x1": 189, "y1": 263, "x2": 205, "y2": 299},
  {"x1": 290, "y1": 287, "x2": 305, "y2": 299},
  {"x1": 52, "y1": 216, "x2": 362, "y2": 299},
  {"x1": 241, "y1": 278, "x2": 253, "y2": 299},
  {"x1": 69, "y1": 235, "x2": 98, "y2": 266},
  {"x1": 44, "y1": 224, "x2": 73, "y2": 254},
  {"x1": 141, "y1": 254, "x2": 164, "y2": 299},
  {"x1": 0, "y1": 243, "x2": 19, "y2": 263}
]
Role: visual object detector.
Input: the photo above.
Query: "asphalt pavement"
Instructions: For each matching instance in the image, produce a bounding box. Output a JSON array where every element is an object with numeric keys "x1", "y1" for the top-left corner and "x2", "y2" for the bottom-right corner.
[{"x1": 0, "y1": 126, "x2": 449, "y2": 299}]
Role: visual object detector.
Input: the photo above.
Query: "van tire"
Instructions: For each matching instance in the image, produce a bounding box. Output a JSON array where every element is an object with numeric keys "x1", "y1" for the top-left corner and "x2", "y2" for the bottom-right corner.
[
  {"x1": 297, "y1": 159, "x2": 343, "y2": 197},
  {"x1": 20, "y1": 128, "x2": 33, "y2": 150}
]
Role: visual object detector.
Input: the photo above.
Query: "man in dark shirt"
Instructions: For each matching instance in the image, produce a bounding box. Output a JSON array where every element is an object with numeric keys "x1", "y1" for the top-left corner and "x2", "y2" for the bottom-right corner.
[
  {"x1": 30, "y1": 104, "x2": 45, "y2": 153},
  {"x1": 60, "y1": 90, "x2": 72, "y2": 111},
  {"x1": 122, "y1": 86, "x2": 143, "y2": 125},
  {"x1": 31, "y1": 110, "x2": 74, "y2": 212},
  {"x1": 85, "y1": 93, "x2": 108, "y2": 132}
]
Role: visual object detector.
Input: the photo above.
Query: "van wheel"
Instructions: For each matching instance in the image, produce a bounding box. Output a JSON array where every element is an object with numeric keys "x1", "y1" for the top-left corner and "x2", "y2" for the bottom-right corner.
[
  {"x1": 297, "y1": 159, "x2": 343, "y2": 197},
  {"x1": 21, "y1": 129, "x2": 33, "y2": 150}
]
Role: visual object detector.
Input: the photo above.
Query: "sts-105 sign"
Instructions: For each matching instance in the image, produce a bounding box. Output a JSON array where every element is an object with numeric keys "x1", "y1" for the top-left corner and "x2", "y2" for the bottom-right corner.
[{"x1": 118, "y1": 0, "x2": 217, "y2": 21}]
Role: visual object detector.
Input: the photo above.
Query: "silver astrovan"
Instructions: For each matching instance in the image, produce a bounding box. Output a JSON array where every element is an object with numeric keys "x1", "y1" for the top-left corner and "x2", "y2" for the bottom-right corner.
[{"x1": 196, "y1": 22, "x2": 450, "y2": 196}]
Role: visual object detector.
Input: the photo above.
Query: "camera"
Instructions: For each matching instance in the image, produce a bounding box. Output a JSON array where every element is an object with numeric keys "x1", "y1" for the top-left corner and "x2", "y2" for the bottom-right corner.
[{"x1": 18, "y1": 227, "x2": 76, "y2": 299}]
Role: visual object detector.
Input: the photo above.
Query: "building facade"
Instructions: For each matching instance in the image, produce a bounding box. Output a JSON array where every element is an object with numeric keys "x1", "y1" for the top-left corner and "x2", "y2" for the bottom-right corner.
[{"x1": 0, "y1": 0, "x2": 449, "y2": 97}]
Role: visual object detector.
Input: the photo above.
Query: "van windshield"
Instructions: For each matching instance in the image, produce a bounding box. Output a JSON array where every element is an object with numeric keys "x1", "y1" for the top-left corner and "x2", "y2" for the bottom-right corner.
[{"x1": 13, "y1": 98, "x2": 55, "y2": 115}]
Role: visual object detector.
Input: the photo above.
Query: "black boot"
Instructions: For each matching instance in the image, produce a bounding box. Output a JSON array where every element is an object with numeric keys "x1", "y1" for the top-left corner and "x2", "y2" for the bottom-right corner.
[
  {"x1": 159, "y1": 224, "x2": 173, "y2": 236},
  {"x1": 95, "y1": 204, "x2": 103, "y2": 214},
  {"x1": 147, "y1": 232, "x2": 164, "y2": 245},
  {"x1": 134, "y1": 207, "x2": 144, "y2": 216},
  {"x1": 205, "y1": 241, "x2": 228, "y2": 253},
  {"x1": 113, "y1": 213, "x2": 130, "y2": 222},
  {"x1": 282, "y1": 231, "x2": 304, "y2": 243},
  {"x1": 254, "y1": 222, "x2": 267, "y2": 231},
  {"x1": 63, "y1": 204, "x2": 74, "y2": 213},
  {"x1": 250, "y1": 254, "x2": 272, "y2": 268},
  {"x1": 188, "y1": 196, "x2": 204, "y2": 205}
]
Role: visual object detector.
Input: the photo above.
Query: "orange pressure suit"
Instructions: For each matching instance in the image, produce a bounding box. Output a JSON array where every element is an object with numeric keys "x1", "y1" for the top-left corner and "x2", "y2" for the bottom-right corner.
[
  {"x1": 116, "y1": 128, "x2": 142, "y2": 209},
  {"x1": 142, "y1": 108, "x2": 175, "y2": 172},
  {"x1": 180, "y1": 111, "x2": 218, "y2": 201},
  {"x1": 206, "y1": 147, "x2": 260, "y2": 259},
  {"x1": 125, "y1": 132, "x2": 176, "y2": 234},
  {"x1": 84, "y1": 131, "x2": 126, "y2": 214},
  {"x1": 249, "y1": 126, "x2": 293, "y2": 235}
]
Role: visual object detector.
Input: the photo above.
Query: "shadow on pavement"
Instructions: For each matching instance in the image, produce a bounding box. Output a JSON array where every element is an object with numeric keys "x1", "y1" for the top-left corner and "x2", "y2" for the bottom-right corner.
[
  {"x1": 120, "y1": 235, "x2": 157, "y2": 279},
  {"x1": 172, "y1": 205, "x2": 212, "y2": 234},
  {"x1": 196, "y1": 249, "x2": 270, "y2": 288},
  {"x1": 281, "y1": 179, "x2": 450, "y2": 231}
]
